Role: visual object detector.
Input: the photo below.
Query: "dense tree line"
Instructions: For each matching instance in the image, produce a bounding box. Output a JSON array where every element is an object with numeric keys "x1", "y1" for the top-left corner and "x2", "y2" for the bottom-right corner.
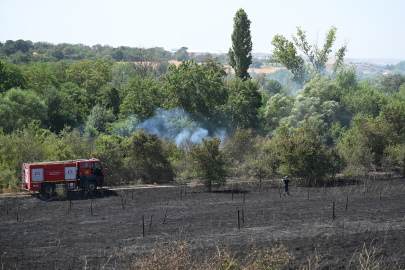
[{"x1": 1, "y1": 9, "x2": 405, "y2": 191}]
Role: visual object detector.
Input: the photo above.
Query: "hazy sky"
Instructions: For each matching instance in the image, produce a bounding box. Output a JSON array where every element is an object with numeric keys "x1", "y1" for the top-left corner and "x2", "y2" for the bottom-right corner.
[{"x1": 1, "y1": 0, "x2": 404, "y2": 60}]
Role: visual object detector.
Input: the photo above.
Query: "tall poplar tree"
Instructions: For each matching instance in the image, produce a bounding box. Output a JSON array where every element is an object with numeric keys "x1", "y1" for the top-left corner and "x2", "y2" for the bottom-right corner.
[{"x1": 228, "y1": 8, "x2": 253, "y2": 81}]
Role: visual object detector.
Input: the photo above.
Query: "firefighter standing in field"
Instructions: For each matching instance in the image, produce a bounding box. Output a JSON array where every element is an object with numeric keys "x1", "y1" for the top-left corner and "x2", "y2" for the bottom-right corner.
[{"x1": 282, "y1": 176, "x2": 290, "y2": 195}]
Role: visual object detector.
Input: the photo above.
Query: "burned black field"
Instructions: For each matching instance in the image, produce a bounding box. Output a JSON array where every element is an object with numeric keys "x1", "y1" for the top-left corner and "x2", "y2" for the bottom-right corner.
[{"x1": 1, "y1": 177, "x2": 405, "y2": 269}]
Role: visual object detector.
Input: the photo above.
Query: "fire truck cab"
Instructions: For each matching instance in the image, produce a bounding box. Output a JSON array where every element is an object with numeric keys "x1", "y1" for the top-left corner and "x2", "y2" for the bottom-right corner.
[{"x1": 22, "y1": 158, "x2": 105, "y2": 194}]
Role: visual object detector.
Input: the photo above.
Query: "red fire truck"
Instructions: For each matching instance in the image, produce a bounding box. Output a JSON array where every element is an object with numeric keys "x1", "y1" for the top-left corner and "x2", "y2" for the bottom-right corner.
[{"x1": 22, "y1": 158, "x2": 105, "y2": 194}]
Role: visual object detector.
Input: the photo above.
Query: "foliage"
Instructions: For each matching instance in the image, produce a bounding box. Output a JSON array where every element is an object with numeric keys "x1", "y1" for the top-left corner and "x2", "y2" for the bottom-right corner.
[
  {"x1": 84, "y1": 104, "x2": 116, "y2": 139},
  {"x1": 190, "y1": 137, "x2": 227, "y2": 192},
  {"x1": 0, "y1": 61, "x2": 26, "y2": 92},
  {"x1": 246, "y1": 139, "x2": 281, "y2": 185},
  {"x1": 164, "y1": 59, "x2": 227, "y2": 126},
  {"x1": 385, "y1": 144, "x2": 405, "y2": 175},
  {"x1": 271, "y1": 34, "x2": 307, "y2": 87},
  {"x1": 130, "y1": 129, "x2": 175, "y2": 183},
  {"x1": 0, "y1": 88, "x2": 48, "y2": 133},
  {"x1": 223, "y1": 77, "x2": 262, "y2": 129},
  {"x1": 120, "y1": 76, "x2": 162, "y2": 121},
  {"x1": 375, "y1": 74, "x2": 405, "y2": 95},
  {"x1": 338, "y1": 115, "x2": 390, "y2": 170},
  {"x1": 222, "y1": 128, "x2": 258, "y2": 177},
  {"x1": 173, "y1": 47, "x2": 191, "y2": 61},
  {"x1": 262, "y1": 93, "x2": 295, "y2": 134},
  {"x1": 292, "y1": 26, "x2": 347, "y2": 77},
  {"x1": 66, "y1": 59, "x2": 112, "y2": 103},
  {"x1": 341, "y1": 81, "x2": 388, "y2": 118},
  {"x1": 277, "y1": 124, "x2": 336, "y2": 185},
  {"x1": 271, "y1": 26, "x2": 347, "y2": 87},
  {"x1": 0, "y1": 125, "x2": 92, "y2": 190},
  {"x1": 94, "y1": 134, "x2": 134, "y2": 185},
  {"x1": 42, "y1": 86, "x2": 78, "y2": 132},
  {"x1": 1, "y1": 37, "x2": 403, "y2": 192},
  {"x1": 228, "y1": 8, "x2": 253, "y2": 81}
]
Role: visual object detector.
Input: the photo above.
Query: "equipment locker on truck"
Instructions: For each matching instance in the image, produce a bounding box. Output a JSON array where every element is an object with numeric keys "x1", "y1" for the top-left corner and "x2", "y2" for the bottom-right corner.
[{"x1": 22, "y1": 158, "x2": 105, "y2": 194}]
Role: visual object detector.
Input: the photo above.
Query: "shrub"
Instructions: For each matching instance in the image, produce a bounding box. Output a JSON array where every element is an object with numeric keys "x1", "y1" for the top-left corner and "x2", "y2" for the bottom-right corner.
[
  {"x1": 130, "y1": 129, "x2": 175, "y2": 183},
  {"x1": 190, "y1": 137, "x2": 227, "y2": 192}
]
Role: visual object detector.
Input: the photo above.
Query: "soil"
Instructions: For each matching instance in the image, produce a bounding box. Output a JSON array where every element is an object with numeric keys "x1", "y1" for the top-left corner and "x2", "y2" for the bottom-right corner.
[{"x1": 1, "y1": 176, "x2": 405, "y2": 269}]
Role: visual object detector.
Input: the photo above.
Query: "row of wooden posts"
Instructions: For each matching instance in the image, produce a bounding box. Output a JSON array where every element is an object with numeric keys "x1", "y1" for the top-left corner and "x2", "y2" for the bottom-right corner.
[{"x1": 5, "y1": 184, "x2": 385, "y2": 227}]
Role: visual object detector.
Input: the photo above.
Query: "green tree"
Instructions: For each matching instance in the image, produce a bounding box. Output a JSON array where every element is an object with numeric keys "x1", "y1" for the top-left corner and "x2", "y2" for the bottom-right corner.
[
  {"x1": 174, "y1": 47, "x2": 190, "y2": 61},
  {"x1": 42, "y1": 87, "x2": 78, "y2": 133},
  {"x1": 271, "y1": 35, "x2": 307, "y2": 87},
  {"x1": 23, "y1": 62, "x2": 59, "y2": 93},
  {"x1": 0, "y1": 88, "x2": 47, "y2": 133},
  {"x1": 120, "y1": 76, "x2": 162, "y2": 121},
  {"x1": 84, "y1": 104, "x2": 115, "y2": 138},
  {"x1": 222, "y1": 128, "x2": 257, "y2": 176},
  {"x1": 228, "y1": 8, "x2": 253, "y2": 81},
  {"x1": 94, "y1": 134, "x2": 134, "y2": 185},
  {"x1": 0, "y1": 61, "x2": 26, "y2": 92},
  {"x1": 264, "y1": 79, "x2": 283, "y2": 96},
  {"x1": 278, "y1": 124, "x2": 332, "y2": 186},
  {"x1": 292, "y1": 26, "x2": 347, "y2": 77},
  {"x1": 338, "y1": 115, "x2": 390, "y2": 170},
  {"x1": 164, "y1": 59, "x2": 227, "y2": 124},
  {"x1": 60, "y1": 82, "x2": 91, "y2": 121},
  {"x1": 223, "y1": 78, "x2": 262, "y2": 129},
  {"x1": 190, "y1": 137, "x2": 227, "y2": 192},
  {"x1": 66, "y1": 59, "x2": 112, "y2": 103},
  {"x1": 130, "y1": 129, "x2": 175, "y2": 183},
  {"x1": 262, "y1": 93, "x2": 294, "y2": 133},
  {"x1": 271, "y1": 26, "x2": 348, "y2": 87},
  {"x1": 376, "y1": 74, "x2": 405, "y2": 95},
  {"x1": 100, "y1": 86, "x2": 121, "y2": 116}
]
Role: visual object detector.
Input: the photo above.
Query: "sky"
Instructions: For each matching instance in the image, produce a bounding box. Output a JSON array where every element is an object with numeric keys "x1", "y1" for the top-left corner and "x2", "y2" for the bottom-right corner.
[{"x1": 1, "y1": 0, "x2": 404, "y2": 60}]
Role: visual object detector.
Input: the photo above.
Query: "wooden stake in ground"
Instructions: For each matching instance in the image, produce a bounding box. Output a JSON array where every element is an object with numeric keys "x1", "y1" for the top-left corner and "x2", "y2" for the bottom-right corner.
[
  {"x1": 150, "y1": 215, "x2": 153, "y2": 228},
  {"x1": 163, "y1": 207, "x2": 168, "y2": 224},
  {"x1": 238, "y1": 210, "x2": 240, "y2": 230},
  {"x1": 142, "y1": 215, "x2": 145, "y2": 238},
  {"x1": 242, "y1": 209, "x2": 244, "y2": 223},
  {"x1": 278, "y1": 183, "x2": 281, "y2": 198},
  {"x1": 231, "y1": 184, "x2": 234, "y2": 201},
  {"x1": 345, "y1": 194, "x2": 348, "y2": 211}
]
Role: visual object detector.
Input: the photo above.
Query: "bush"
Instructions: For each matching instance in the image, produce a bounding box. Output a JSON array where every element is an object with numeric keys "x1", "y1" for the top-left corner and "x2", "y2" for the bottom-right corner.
[
  {"x1": 0, "y1": 168, "x2": 19, "y2": 192},
  {"x1": 190, "y1": 137, "x2": 227, "y2": 192},
  {"x1": 130, "y1": 129, "x2": 175, "y2": 183}
]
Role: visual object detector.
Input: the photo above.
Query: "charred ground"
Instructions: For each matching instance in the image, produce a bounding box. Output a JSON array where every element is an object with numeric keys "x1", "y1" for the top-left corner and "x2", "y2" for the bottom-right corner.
[{"x1": 1, "y1": 176, "x2": 405, "y2": 269}]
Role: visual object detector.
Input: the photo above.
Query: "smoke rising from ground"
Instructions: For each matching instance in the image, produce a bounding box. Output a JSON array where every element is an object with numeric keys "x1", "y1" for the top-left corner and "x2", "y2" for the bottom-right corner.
[{"x1": 114, "y1": 108, "x2": 227, "y2": 145}]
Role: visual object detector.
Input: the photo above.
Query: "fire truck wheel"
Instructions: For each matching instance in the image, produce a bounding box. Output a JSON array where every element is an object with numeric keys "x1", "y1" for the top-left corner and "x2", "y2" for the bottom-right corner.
[
  {"x1": 43, "y1": 183, "x2": 55, "y2": 194},
  {"x1": 86, "y1": 181, "x2": 97, "y2": 192}
]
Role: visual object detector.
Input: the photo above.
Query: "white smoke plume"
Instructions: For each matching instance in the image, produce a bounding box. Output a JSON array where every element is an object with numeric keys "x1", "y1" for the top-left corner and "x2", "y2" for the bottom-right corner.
[{"x1": 114, "y1": 108, "x2": 227, "y2": 145}]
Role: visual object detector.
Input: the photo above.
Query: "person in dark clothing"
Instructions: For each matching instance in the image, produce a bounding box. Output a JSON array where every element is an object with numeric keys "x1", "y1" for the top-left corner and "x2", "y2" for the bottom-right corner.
[{"x1": 282, "y1": 176, "x2": 290, "y2": 195}]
